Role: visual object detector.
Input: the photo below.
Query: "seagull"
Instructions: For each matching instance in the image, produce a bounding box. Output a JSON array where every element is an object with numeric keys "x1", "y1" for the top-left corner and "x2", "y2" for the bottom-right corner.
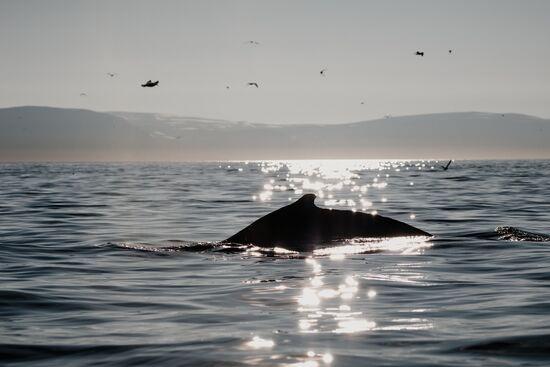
[
  {"x1": 441, "y1": 160, "x2": 453, "y2": 171},
  {"x1": 247, "y1": 82, "x2": 259, "y2": 88},
  {"x1": 320, "y1": 68, "x2": 327, "y2": 76},
  {"x1": 245, "y1": 40, "x2": 260, "y2": 45},
  {"x1": 415, "y1": 51, "x2": 424, "y2": 57},
  {"x1": 107, "y1": 73, "x2": 118, "y2": 77},
  {"x1": 141, "y1": 80, "x2": 159, "y2": 87}
]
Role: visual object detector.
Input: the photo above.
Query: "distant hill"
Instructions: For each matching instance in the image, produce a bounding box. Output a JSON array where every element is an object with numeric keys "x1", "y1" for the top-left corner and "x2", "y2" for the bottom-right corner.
[{"x1": 1, "y1": 106, "x2": 549, "y2": 161}]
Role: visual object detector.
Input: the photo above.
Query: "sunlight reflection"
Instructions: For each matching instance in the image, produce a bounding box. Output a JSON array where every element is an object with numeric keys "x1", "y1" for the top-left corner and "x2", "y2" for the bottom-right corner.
[
  {"x1": 278, "y1": 350, "x2": 334, "y2": 367},
  {"x1": 305, "y1": 257, "x2": 322, "y2": 274},
  {"x1": 339, "y1": 292, "x2": 354, "y2": 300},
  {"x1": 375, "y1": 318, "x2": 433, "y2": 331},
  {"x1": 297, "y1": 258, "x2": 381, "y2": 336},
  {"x1": 246, "y1": 336, "x2": 275, "y2": 349},
  {"x1": 345, "y1": 276, "x2": 358, "y2": 286},
  {"x1": 334, "y1": 319, "x2": 376, "y2": 334},
  {"x1": 258, "y1": 190, "x2": 272, "y2": 201},
  {"x1": 317, "y1": 288, "x2": 339, "y2": 298},
  {"x1": 286, "y1": 160, "x2": 379, "y2": 179},
  {"x1": 362, "y1": 262, "x2": 433, "y2": 285},
  {"x1": 273, "y1": 247, "x2": 298, "y2": 254},
  {"x1": 311, "y1": 276, "x2": 324, "y2": 287},
  {"x1": 254, "y1": 160, "x2": 441, "y2": 233},
  {"x1": 323, "y1": 353, "x2": 334, "y2": 364},
  {"x1": 298, "y1": 288, "x2": 321, "y2": 307},
  {"x1": 256, "y1": 160, "x2": 397, "y2": 204},
  {"x1": 299, "y1": 319, "x2": 316, "y2": 331},
  {"x1": 289, "y1": 361, "x2": 319, "y2": 367},
  {"x1": 313, "y1": 236, "x2": 432, "y2": 256},
  {"x1": 329, "y1": 253, "x2": 345, "y2": 260},
  {"x1": 241, "y1": 159, "x2": 445, "y2": 366}
]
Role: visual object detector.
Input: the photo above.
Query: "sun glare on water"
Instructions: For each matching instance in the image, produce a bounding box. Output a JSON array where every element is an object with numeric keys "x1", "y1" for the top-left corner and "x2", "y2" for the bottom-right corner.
[{"x1": 238, "y1": 159, "x2": 437, "y2": 365}]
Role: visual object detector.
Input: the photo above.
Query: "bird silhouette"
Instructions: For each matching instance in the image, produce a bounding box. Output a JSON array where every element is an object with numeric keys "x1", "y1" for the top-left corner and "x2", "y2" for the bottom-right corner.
[
  {"x1": 415, "y1": 51, "x2": 424, "y2": 57},
  {"x1": 107, "y1": 73, "x2": 118, "y2": 77},
  {"x1": 320, "y1": 68, "x2": 327, "y2": 76},
  {"x1": 441, "y1": 160, "x2": 453, "y2": 170},
  {"x1": 247, "y1": 82, "x2": 259, "y2": 88},
  {"x1": 141, "y1": 80, "x2": 159, "y2": 87},
  {"x1": 448, "y1": 50, "x2": 452, "y2": 54},
  {"x1": 80, "y1": 93, "x2": 87, "y2": 97},
  {"x1": 245, "y1": 40, "x2": 260, "y2": 45}
]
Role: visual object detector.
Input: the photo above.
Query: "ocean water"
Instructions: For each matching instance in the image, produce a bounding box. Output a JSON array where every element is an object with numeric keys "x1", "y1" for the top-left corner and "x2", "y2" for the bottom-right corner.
[{"x1": 1, "y1": 160, "x2": 550, "y2": 367}]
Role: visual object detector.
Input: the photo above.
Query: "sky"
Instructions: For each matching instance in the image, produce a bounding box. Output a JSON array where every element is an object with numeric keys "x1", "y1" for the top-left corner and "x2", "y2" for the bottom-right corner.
[{"x1": 1, "y1": 0, "x2": 549, "y2": 124}]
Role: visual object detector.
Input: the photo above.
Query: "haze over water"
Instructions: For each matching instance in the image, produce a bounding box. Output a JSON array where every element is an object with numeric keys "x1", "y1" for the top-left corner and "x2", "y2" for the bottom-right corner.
[{"x1": 2, "y1": 160, "x2": 550, "y2": 366}]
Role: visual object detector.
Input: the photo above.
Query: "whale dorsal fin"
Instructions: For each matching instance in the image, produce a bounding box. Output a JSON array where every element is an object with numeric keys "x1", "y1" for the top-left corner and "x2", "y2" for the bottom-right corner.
[{"x1": 296, "y1": 193, "x2": 316, "y2": 207}]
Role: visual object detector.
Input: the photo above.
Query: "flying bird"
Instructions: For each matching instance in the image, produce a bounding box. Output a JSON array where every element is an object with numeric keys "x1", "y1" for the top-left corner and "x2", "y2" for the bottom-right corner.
[
  {"x1": 245, "y1": 40, "x2": 260, "y2": 45},
  {"x1": 415, "y1": 51, "x2": 424, "y2": 57},
  {"x1": 448, "y1": 49, "x2": 452, "y2": 54},
  {"x1": 247, "y1": 82, "x2": 259, "y2": 88},
  {"x1": 141, "y1": 80, "x2": 159, "y2": 88},
  {"x1": 107, "y1": 73, "x2": 118, "y2": 77},
  {"x1": 441, "y1": 160, "x2": 453, "y2": 171},
  {"x1": 320, "y1": 68, "x2": 327, "y2": 76},
  {"x1": 80, "y1": 93, "x2": 87, "y2": 97}
]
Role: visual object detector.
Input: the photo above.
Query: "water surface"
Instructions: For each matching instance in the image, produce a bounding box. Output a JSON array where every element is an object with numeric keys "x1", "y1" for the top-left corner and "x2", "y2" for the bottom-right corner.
[{"x1": 1, "y1": 160, "x2": 550, "y2": 366}]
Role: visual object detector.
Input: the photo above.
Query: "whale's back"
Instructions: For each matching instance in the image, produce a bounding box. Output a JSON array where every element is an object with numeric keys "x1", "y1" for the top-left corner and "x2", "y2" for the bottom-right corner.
[{"x1": 223, "y1": 194, "x2": 430, "y2": 250}]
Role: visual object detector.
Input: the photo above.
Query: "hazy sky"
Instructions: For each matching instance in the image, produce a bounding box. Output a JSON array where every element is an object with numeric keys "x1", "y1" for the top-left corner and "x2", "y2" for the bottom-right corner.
[{"x1": 1, "y1": 0, "x2": 549, "y2": 124}]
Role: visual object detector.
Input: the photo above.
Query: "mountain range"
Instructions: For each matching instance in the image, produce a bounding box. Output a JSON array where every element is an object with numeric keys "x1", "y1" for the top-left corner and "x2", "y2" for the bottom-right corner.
[{"x1": 1, "y1": 106, "x2": 549, "y2": 161}]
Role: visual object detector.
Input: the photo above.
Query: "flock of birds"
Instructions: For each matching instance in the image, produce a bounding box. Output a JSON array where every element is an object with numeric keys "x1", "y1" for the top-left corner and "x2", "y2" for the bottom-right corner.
[
  {"x1": 78, "y1": 42, "x2": 456, "y2": 170},
  {"x1": 79, "y1": 42, "x2": 453, "y2": 99}
]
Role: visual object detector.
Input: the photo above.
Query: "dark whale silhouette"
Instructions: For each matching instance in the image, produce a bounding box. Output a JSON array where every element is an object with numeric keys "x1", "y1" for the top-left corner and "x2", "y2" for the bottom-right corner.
[{"x1": 224, "y1": 194, "x2": 431, "y2": 251}]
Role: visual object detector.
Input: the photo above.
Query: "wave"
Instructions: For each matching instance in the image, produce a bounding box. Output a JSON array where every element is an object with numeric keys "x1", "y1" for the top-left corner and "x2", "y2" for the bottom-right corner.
[
  {"x1": 494, "y1": 226, "x2": 550, "y2": 242},
  {"x1": 109, "y1": 226, "x2": 549, "y2": 257},
  {"x1": 111, "y1": 240, "x2": 246, "y2": 253},
  {"x1": 0, "y1": 290, "x2": 94, "y2": 315},
  {"x1": 456, "y1": 334, "x2": 550, "y2": 357},
  {"x1": 110, "y1": 240, "x2": 303, "y2": 257},
  {"x1": 0, "y1": 343, "x2": 145, "y2": 364},
  {"x1": 442, "y1": 226, "x2": 550, "y2": 242},
  {"x1": 110, "y1": 236, "x2": 432, "y2": 257}
]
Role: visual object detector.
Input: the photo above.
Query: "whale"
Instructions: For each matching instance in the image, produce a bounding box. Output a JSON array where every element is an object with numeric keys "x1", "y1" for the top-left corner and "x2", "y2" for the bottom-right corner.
[{"x1": 223, "y1": 194, "x2": 431, "y2": 251}]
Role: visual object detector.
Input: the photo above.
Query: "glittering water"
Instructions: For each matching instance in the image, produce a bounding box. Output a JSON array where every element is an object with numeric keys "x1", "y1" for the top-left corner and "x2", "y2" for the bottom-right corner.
[{"x1": 1, "y1": 160, "x2": 550, "y2": 366}]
